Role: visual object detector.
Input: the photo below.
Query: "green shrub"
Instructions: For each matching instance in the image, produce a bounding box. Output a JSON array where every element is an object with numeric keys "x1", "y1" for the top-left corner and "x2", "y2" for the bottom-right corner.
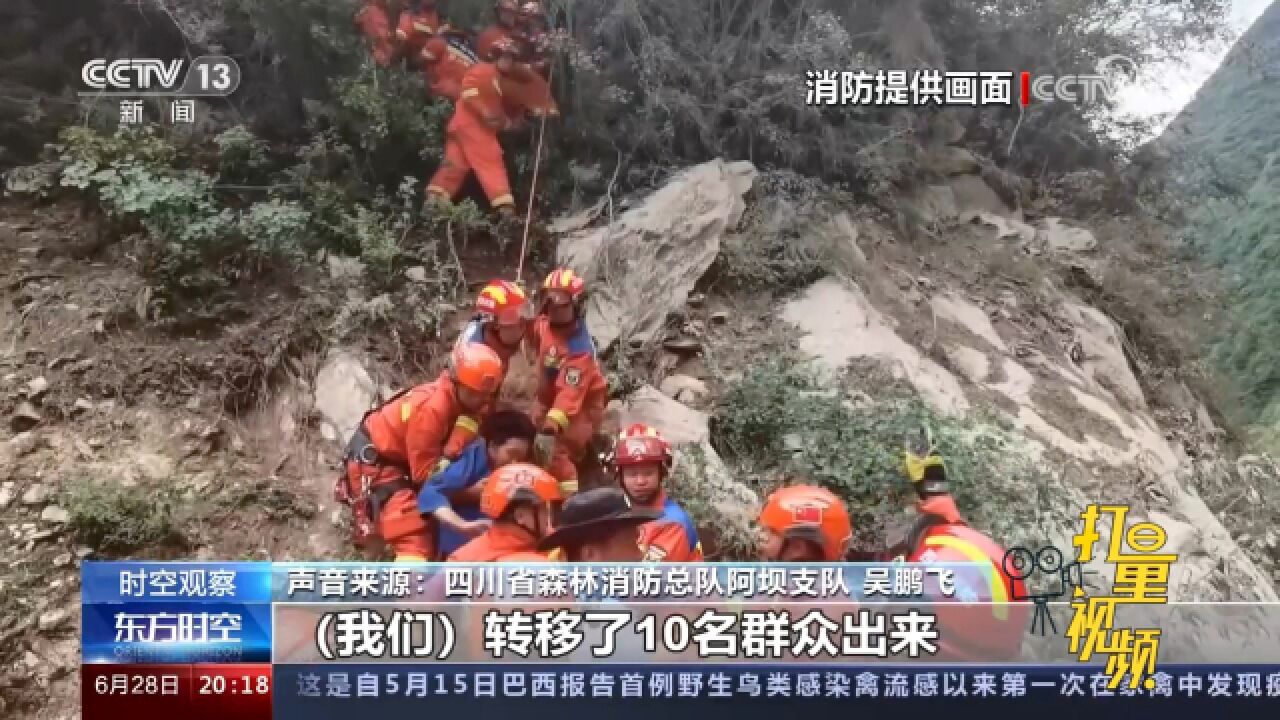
[
  {"x1": 62, "y1": 481, "x2": 187, "y2": 555},
  {"x1": 713, "y1": 170, "x2": 847, "y2": 292},
  {"x1": 711, "y1": 355, "x2": 1061, "y2": 551}
]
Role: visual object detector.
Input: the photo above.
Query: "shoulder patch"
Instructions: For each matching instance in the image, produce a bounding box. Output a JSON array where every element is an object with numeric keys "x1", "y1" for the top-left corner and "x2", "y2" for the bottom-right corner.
[{"x1": 564, "y1": 367, "x2": 582, "y2": 387}]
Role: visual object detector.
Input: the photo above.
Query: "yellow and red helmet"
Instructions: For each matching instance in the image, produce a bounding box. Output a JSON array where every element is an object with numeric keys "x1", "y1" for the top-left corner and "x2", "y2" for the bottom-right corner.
[
  {"x1": 480, "y1": 463, "x2": 562, "y2": 519},
  {"x1": 757, "y1": 485, "x2": 852, "y2": 562},
  {"x1": 612, "y1": 423, "x2": 673, "y2": 471},
  {"x1": 475, "y1": 279, "x2": 528, "y2": 326},
  {"x1": 450, "y1": 342, "x2": 503, "y2": 395},
  {"x1": 541, "y1": 267, "x2": 586, "y2": 306}
]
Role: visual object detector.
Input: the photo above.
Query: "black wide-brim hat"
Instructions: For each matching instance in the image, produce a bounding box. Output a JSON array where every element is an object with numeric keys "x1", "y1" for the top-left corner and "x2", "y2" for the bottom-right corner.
[{"x1": 536, "y1": 487, "x2": 660, "y2": 552}]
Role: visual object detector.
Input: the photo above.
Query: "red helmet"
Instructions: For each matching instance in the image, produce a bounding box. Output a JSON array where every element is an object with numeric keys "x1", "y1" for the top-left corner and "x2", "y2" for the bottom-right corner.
[
  {"x1": 480, "y1": 463, "x2": 562, "y2": 519},
  {"x1": 475, "y1": 279, "x2": 529, "y2": 325},
  {"x1": 612, "y1": 424, "x2": 673, "y2": 473},
  {"x1": 757, "y1": 485, "x2": 852, "y2": 562}
]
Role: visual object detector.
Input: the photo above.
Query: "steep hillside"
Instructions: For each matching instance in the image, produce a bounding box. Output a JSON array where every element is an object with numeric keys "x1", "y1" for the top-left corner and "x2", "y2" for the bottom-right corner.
[
  {"x1": 2, "y1": 1, "x2": 1275, "y2": 717},
  {"x1": 1159, "y1": 0, "x2": 1280, "y2": 427}
]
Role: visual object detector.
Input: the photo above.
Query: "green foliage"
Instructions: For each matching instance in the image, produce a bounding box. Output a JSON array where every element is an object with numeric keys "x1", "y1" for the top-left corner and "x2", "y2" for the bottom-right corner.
[
  {"x1": 214, "y1": 125, "x2": 271, "y2": 179},
  {"x1": 714, "y1": 170, "x2": 848, "y2": 292},
  {"x1": 711, "y1": 356, "x2": 1057, "y2": 550},
  {"x1": 1163, "y1": 2, "x2": 1280, "y2": 426},
  {"x1": 62, "y1": 481, "x2": 187, "y2": 556},
  {"x1": 665, "y1": 443, "x2": 757, "y2": 560}
]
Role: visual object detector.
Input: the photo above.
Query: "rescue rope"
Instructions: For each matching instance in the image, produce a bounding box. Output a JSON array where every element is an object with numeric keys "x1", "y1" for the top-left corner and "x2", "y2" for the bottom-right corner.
[{"x1": 515, "y1": 58, "x2": 555, "y2": 287}]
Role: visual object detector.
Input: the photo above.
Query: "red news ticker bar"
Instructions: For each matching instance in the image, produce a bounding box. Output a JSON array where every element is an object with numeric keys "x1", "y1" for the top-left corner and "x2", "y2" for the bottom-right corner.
[{"x1": 83, "y1": 664, "x2": 272, "y2": 720}]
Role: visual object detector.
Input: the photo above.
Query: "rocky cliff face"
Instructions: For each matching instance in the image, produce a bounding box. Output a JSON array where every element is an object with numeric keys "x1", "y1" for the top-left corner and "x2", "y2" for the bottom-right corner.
[{"x1": 548, "y1": 156, "x2": 1277, "y2": 607}]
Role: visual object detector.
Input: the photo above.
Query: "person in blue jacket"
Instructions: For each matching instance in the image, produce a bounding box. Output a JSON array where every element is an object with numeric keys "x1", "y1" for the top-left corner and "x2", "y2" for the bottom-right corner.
[{"x1": 417, "y1": 409, "x2": 538, "y2": 558}]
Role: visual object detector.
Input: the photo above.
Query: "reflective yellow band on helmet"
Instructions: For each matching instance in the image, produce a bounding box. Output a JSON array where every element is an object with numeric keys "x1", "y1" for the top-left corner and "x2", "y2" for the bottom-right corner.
[
  {"x1": 557, "y1": 480, "x2": 578, "y2": 496},
  {"x1": 412, "y1": 22, "x2": 435, "y2": 33},
  {"x1": 546, "y1": 409, "x2": 570, "y2": 431},
  {"x1": 922, "y1": 534, "x2": 1008, "y2": 620},
  {"x1": 455, "y1": 415, "x2": 479, "y2": 434}
]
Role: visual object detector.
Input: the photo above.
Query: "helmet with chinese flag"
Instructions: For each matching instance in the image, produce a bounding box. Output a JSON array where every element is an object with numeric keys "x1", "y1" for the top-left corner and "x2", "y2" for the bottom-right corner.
[
  {"x1": 757, "y1": 485, "x2": 852, "y2": 562},
  {"x1": 540, "y1": 267, "x2": 587, "y2": 315},
  {"x1": 475, "y1": 279, "x2": 529, "y2": 326},
  {"x1": 480, "y1": 462, "x2": 563, "y2": 519},
  {"x1": 609, "y1": 423, "x2": 673, "y2": 475},
  {"x1": 449, "y1": 342, "x2": 504, "y2": 395}
]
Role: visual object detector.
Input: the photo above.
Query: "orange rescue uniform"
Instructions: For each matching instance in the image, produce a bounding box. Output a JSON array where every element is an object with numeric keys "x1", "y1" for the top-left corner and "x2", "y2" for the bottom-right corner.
[
  {"x1": 636, "y1": 491, "x2": 704, "y2": 563},
  {"x1": 394, "y1": 6, "x2": 443, "y2": 57},
  {"x1": 354, "y1": 1, "x2": 396, "y2": 67},
  {"x1": 448, "y1": 523, "x2": 548, "y2": 562},
  {"x1": 898, "y1": 494, "x2": 1031, "y2": 662},
  {"x1": 421, "y1": 35, "x2": 476, "y2": 102},
  {"x1": 476, "y1": 24, "x2": 557, "y2": 119},
  {"x1": 426, "y1": 63, "x2": 516, "y2": 210},
  {"x1": 528, "y1": 315, "x2": 607, "y2": 492},
  {"x1": 338, "y1": 372, "x2": 473, "y2": 561}
]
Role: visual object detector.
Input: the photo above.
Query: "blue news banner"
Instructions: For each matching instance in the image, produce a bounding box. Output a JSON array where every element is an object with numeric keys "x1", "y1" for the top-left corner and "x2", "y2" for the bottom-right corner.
[{"x1": 81, "y1": 561, "x2": 1279, "y2": 719}]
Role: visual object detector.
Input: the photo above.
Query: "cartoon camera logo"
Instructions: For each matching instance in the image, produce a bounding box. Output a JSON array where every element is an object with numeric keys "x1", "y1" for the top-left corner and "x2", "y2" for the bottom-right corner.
[{"x1": 1002, "y1": 546, "x2": 1087, "y2": 635}]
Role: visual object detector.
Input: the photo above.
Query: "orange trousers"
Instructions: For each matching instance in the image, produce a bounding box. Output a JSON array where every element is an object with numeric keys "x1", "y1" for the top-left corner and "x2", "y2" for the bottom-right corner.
[
  {"x1": 340, "y1": 460, "x2": 435, "y2": 562},
  {"x1": 427, "y1": 114, "x2": 513, "y2": 210}
]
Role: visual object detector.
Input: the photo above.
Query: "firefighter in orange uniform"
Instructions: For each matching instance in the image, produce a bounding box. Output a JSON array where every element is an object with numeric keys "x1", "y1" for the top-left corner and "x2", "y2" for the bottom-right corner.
[
  {"x1": 334, "y1": 343, "x2": 504, "y2": 562},
  {"x1": 425, "y1": 37, "x2": 525, "y2": 216},
  {"x1": 477, "y1": 1, "x2": 557, "y2": 119},
  {"x1": 475, "y1": 0, "x2": 521, "y2": 61},
  {"x1": 394, "y1": 0, "x2": 446, "y2": 59},
  {"x1": 419, "y1": 31, "x2": 477, "y2": 101},
  {"x1": 608, "y1": 424, "x2": 704, "y2": 562},
  {"x1": 885, "y1": 426, "x2": 1030, "y2": 662},
  {"x1": 528, "y1": 268, "x2": 607, "y2": 497},
  {"x1": 441, "y1": 280, "x2": 531, "y2": 459},
  {"x1": 354, "y1": 0, "x2": 397, "y2": 67},
  {"x1": 516, "y1": 1, "x2": 553, "y2": 78},
  {"x1": 448, "y1": 463, "x2": 561, "y2": 561}
]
